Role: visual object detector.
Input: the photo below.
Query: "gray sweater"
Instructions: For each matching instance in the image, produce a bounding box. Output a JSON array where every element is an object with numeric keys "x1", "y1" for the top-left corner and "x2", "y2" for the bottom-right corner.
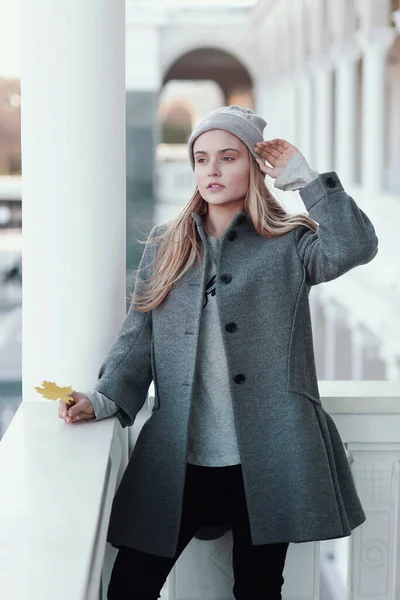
[{"x1": 84, "y1": 151, "x2": 319, "y2": 465}]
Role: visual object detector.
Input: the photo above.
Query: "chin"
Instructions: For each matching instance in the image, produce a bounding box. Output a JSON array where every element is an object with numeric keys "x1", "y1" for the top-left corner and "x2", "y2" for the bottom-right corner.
[
  {"x1": 203, "y1": 195, "x2": 241, "y2": 207},
  {"x1": 204, "y1": 197, "x2": 230, "y2": 206},
  {"x1": 202, "y1": 191, "x2": 227, "y2": 201}
]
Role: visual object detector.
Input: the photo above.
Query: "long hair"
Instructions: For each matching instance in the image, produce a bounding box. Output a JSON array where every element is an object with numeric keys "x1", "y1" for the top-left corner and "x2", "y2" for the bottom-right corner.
[{"x1": 130, "y1": 151, "x2": 318, "y2": 312}]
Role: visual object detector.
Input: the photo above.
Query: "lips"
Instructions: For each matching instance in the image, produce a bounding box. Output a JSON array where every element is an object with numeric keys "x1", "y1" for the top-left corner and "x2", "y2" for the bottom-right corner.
[{"x1": 207, "y1": 184, "x2": 225, "y2": 189}]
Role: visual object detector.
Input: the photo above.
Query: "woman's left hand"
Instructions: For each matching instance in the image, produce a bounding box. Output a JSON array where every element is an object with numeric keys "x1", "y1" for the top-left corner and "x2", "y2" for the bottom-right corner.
[{"x1": 254, "y1": 138, "x2": 299, "y2": 178}]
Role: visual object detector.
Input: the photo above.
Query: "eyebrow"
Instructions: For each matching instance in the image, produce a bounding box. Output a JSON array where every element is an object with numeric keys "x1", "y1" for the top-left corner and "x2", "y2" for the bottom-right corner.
[{"x1": 193, "y1": 148, "x2": 241, "y2": 155}]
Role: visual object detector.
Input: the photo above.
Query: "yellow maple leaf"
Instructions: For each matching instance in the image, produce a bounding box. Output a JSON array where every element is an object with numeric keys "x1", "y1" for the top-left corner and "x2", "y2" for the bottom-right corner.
[{"x1": 34, "y1": 380, "x2": 75, "y2": 404}]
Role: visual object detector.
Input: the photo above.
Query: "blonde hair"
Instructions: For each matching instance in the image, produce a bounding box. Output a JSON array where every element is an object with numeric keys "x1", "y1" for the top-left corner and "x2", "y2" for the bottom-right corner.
[{"x1": 130, "y1": 151, "x2": 318, "y2": 312}]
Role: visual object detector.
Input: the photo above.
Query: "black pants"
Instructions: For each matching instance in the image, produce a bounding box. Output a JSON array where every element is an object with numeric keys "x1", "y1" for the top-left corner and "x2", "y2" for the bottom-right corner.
[{"x1": 108, "y1": 462, "x2": 289, "y2": 599}]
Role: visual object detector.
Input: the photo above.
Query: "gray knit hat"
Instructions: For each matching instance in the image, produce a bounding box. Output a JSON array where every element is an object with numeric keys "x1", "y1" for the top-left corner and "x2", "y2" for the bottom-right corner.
[{"x1": 187, "y1": 105, "x2": 267, "y2": 171}]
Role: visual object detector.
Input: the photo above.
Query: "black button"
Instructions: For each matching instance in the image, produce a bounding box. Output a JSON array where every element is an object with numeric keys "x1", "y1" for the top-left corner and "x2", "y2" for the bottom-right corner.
[
  {"x1": 236, "y1": 216, "x2": 246, "y2": 225},
  {"x1": 234, "y1": 374, "x2": 245, "y2": 384},
  {"x1": 225, "y1": 322, "x2": 236, "y2": 333},
  {"x1": 325, "y1": 176, "x2": 336, "y2": 188},
  {"x1": 227, "y1": 230, "x2": 237, "y2": 241},
  {"x1": 221, "y1": 274, "x2": 231, "y2": 284}
]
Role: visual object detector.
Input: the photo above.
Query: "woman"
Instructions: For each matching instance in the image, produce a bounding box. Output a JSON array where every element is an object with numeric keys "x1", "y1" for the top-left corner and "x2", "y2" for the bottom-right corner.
[{"x1": 59, "y1": 105, "x2": 378, "y2": 600}]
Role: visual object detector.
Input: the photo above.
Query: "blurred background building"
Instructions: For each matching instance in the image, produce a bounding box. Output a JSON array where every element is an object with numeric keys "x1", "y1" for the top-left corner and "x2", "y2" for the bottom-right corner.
[{"x1": 0, "y1": 0, "x2": 399, "y2": 598}]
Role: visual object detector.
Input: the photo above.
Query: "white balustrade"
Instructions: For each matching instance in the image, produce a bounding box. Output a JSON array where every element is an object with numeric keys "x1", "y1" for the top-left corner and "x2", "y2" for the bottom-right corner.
[
  {"x1": 0, "y1": 401, "x2": 127, "y2": 600},
  {"x1": 1, "y1": 383, "x2": 399, "y2": 599}
]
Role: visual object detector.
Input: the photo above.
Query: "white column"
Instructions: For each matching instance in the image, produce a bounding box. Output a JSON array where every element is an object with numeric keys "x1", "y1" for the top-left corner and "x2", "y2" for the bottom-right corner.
[
  {"x1": 21, "y1": 0, "x2": 127, "y2": 400},
  {"x1": 256, "y1": 75, "x2": 285, "y2": 142},
  {"x1": 254, "y1": 79, "x2": 269, "y2": 125},
  {"x1": 358, "y1": 28, "x2": 395, "y2": 191},
  {"x1": 333, "y1": 44, "x2": 360, "y2": 185},
  {"x1": 384, "y1": 357, "x2": 400, "y2": 381},
  {"x1": 291, "y1": 75, "x2": 302, "y2": 150},
  {"x1": 271, "y1": 75, "x2": 297, "y2": 143},
  {"x1": 350, "y1": 323, "x2": 364, "y2": 380},
  {"x1": 312, "y1": 60, "x2": 334, "y2": 173},
  {"x1": 380, "y1": 345, "x2": 400, "y2": 381},
  {"x1": 324, "y1": 301, "x2": 337, "y2": 380},
  {"x1": 285, "y1": 76, "x2": 298, "y2": 148},
  {"x1": 296, "y1": 69, "x2": 314, "y2": 164}
]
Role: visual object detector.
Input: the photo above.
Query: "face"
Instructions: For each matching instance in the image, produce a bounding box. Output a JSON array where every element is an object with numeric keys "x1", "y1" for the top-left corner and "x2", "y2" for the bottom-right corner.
[{"x1": 193, "y1": 129, "x2": 250, "y2": 207}]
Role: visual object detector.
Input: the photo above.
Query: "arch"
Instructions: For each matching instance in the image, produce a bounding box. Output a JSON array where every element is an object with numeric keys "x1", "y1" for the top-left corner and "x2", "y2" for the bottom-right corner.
[
  {"x1": 161, "y1": 40, "x2": 257, "y2": 89},
  {"x1": 162, "y1": 47, "x2": 254, "y2": 107}
]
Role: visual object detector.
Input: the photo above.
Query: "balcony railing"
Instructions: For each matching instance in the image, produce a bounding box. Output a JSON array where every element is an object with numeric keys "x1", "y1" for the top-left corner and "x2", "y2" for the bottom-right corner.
[{"x1": 1, "y1": 381, "x2": 399, "y2": 600}]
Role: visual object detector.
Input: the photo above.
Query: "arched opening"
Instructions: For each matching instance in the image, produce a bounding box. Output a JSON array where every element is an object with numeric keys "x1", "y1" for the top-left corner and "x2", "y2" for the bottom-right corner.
[{"x1": 162, "y1": 47, "x2": 254, "y2": 108}]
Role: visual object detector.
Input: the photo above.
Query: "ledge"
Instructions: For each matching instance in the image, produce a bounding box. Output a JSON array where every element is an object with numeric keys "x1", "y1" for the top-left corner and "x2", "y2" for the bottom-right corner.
[
  {"x1": 0, "y1": 401, "x2": 124, "y2": 600},
  {"x1": 1, "y1": 383, "x2": 399, "y2": 598}
]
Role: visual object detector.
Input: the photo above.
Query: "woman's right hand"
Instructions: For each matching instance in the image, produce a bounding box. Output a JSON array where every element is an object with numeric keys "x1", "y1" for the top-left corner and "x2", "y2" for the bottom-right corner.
[{"x1": 58, "y1": 391, "x2": 96, "y2": 423}]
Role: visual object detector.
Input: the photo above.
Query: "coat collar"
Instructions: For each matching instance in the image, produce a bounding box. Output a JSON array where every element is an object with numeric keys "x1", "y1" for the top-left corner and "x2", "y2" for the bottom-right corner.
[{"x1": 190, "y1": 210, "x2": 251, "y2": 235}]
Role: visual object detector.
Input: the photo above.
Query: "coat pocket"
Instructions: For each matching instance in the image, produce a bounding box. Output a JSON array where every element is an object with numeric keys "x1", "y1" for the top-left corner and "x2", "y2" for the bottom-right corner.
[
  {"x1": 287, "y1": 278, "x2": 321, "y2": 405},
  {"x1": 149, "y1": 337, "x2": 160, "y2": 411}
]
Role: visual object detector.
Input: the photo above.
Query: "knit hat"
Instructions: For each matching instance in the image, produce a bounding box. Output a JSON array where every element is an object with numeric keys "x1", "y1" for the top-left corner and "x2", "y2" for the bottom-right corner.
[{"x1": 187, "y1": 105, "x2": 267, "y2": 171}]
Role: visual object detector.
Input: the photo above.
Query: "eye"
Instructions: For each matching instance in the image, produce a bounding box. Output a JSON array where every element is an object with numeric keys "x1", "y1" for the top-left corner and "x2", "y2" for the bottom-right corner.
[
  {"x1": 197, "y1": 158, "x2": 206, "y2": 164},
  {"x1": 222, "y1": 156, "x2": 234, "y2": 161}
]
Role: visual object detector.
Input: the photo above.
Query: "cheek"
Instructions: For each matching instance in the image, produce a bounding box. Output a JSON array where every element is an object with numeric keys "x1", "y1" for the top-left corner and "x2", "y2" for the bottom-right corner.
[
  {"x1": 230, "y1": 168, "x2": 249, "y2": 192},
  {"x1": 194, "y1": 170, "x2": 204, "y2": 188}
]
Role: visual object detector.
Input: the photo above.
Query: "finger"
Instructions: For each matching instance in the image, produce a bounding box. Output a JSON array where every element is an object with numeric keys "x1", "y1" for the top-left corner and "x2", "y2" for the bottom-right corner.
[
  {"x1": 263, "y1": 165, "x2": 275, "y2": 177},
  {"x1": 255, "y1": 141, "x2": 273, "y2": 152},
  {"x1": 65, "y1": 412, "x2": 81, "y2": 423},
  {"x1": 254, "y1": 143, "x2": 266, "y2": 155},
  {"x1": 66, "y1": 398, "x2": 76, "y2": 412},
  {"x1": 66, "y1": 396, "x2": 82, "y2": 417},
  {"x1": 255, "y1": 157, "x2": 268, "y2": 171},
  {"x1": 66, "y1": 415, "x2": 80, "y2": 423},
  {"x1": 255, "y1": 141, "x2": 281, "y2": 156},
  {"x1": 67, "y1": 403, "x2": 79, "y2": 418},
  {"x1": 254, "y1": 147, "x2": 273, "y2": 160},
  {"x1": 275, "y1": 139, "x2": 291, "y2": 148},
  {"x1": 256, "y1": 157, "x2": 275, "y2": 177},
  {"x1": 270, "y1": 138, "x2": 288, "y2": 148},
  {"x1": 264, "y1": 139, "x2": 291, "y2": 155},
  {"x1": 257, "y1": 148, "x2": 280, "y2": 163},
  {"x1": 265, "y1": 144, "x2": 286, "y2": 158},
  {"x1": 274, "y1": 139, "x2": 298, "y2": 155},
  {"x1": 58, "y1": 399, "x2": 65, "y2": 418},
  {"x1": 258, "y1": 139, "x2": 280, "y2": 147},
  {"x1": 67, "y1": 407, "x2": 86, "y2": 422}
]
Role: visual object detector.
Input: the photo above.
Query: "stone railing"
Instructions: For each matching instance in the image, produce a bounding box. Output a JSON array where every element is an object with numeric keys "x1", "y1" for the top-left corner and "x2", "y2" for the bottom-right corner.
[
  {"x1": 0, "y1": 399, "x2": 128, "y2": 600},
  {"x1": 1, "y1": 381, "x2": 399, "y2": 599}
]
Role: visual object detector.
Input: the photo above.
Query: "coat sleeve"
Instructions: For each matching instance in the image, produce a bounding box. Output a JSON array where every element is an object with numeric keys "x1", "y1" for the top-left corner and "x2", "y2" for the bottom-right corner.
[
  {"x1": 295, "y1": 172, "x2": 379, "y2": 286},
  {"x1": 82, "y1": 389, "x2": 119, "y2": 422},
  {"x1": 92, "y1": 224, "x2": 159, "y2": 427}
]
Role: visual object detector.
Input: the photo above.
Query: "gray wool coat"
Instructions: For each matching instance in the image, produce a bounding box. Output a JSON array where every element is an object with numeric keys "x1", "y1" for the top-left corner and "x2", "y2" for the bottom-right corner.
[{"x1": 94, "y1": 171, "x2": 378, "y2": 558}]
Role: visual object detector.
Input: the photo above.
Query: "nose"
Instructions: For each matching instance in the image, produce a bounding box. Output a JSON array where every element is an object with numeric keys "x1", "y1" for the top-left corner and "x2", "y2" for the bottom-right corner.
[{"x1": 207, "y1": 158, "x2": 221, "y2": 178}]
